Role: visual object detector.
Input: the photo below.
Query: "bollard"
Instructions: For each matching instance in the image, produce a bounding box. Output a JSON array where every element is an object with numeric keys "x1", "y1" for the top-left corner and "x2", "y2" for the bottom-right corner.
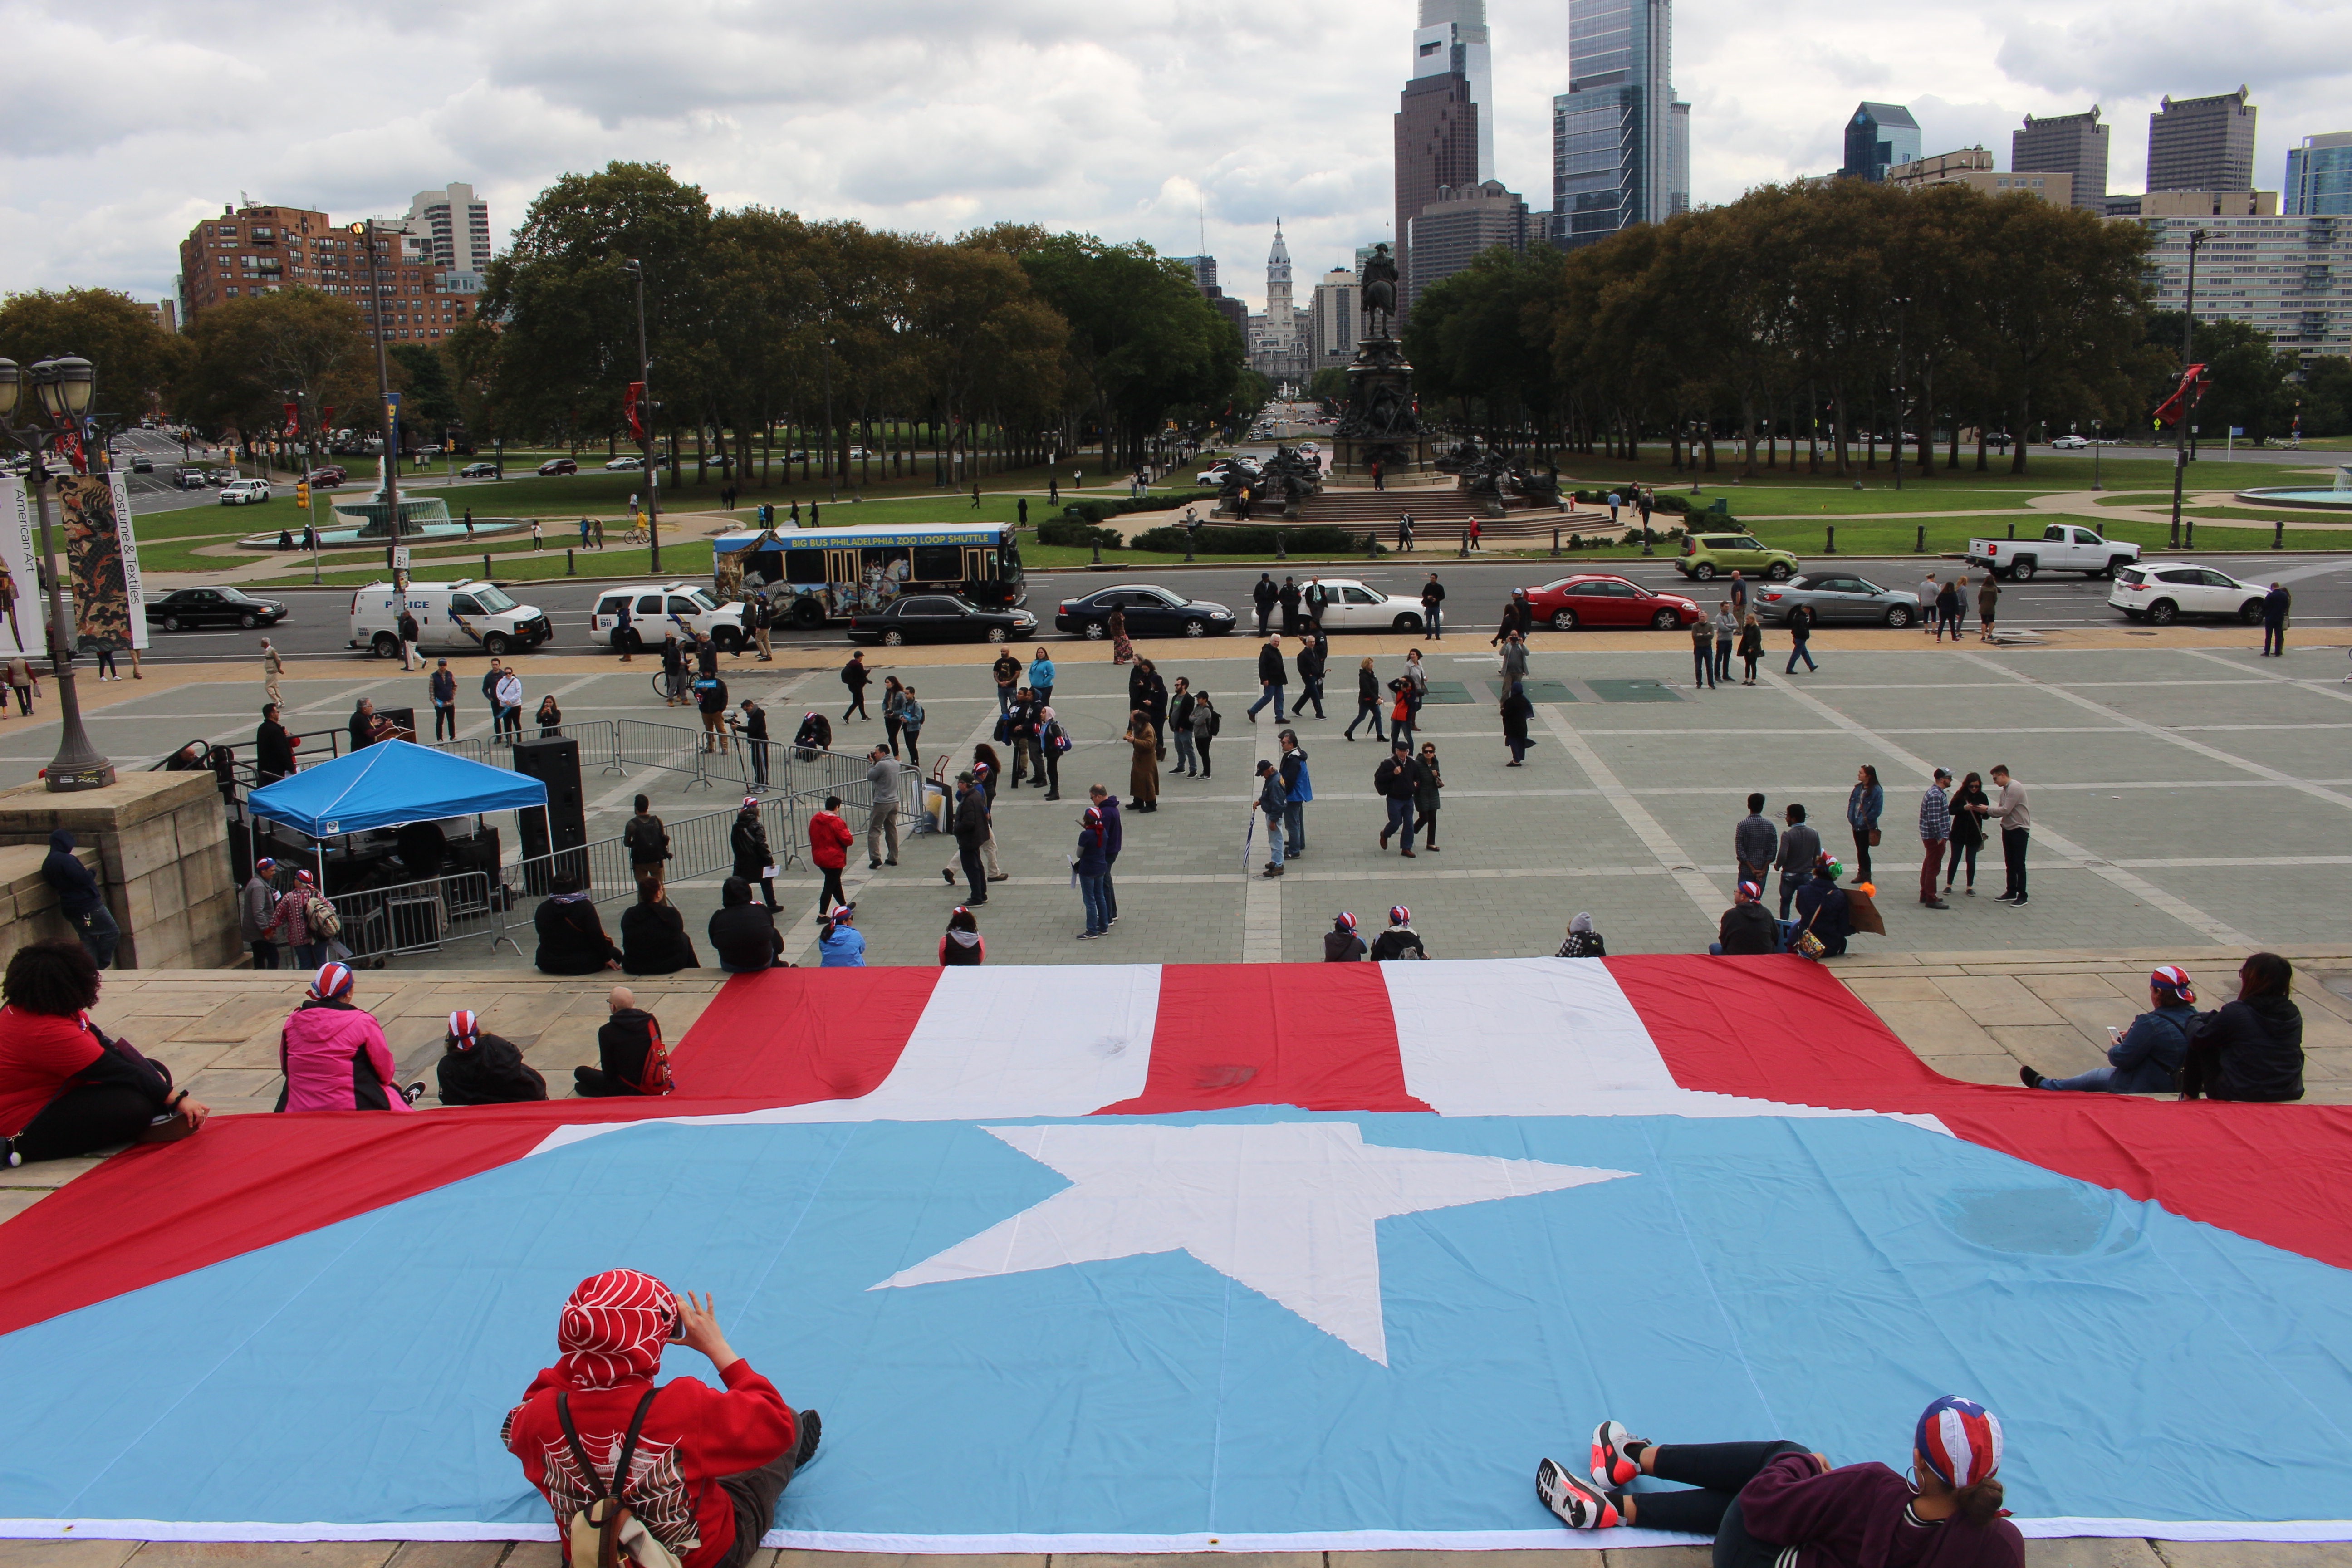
[
  {"x1": 1825, "y1": 525, "x2": 1836, "y2": 554},
  {"x1": 1551, "y1": 527, "x2": 1561, "y2": 558},
  {"x1": 1185, "y1": 534, "x2": 1196, "y2": 562},
  {"x1": 1091, "y1": 539, "x2": 1102, "y2": 564},
  {"x1": 2274, "y1": 519, "x2": 2284, "y2": 549},
  {"x1": 2186, "y1": 519, "x2": 2195, "y2": 549},
  {"x1": 2007, "y1": 523, "x2": 2016, "y2": 540},
  {"x1": 482, "y1": 553, "x2": 492, "y2": 578},
  {"x1": 566, "y1": 549, "x2": 576, "y2": 576},
  {"x1": 1366, "y1": 530, "x2": 1378, "y2": 560},
  {"x1": 1915, "y1": 524, "x2": 1926, "y2": 553}
]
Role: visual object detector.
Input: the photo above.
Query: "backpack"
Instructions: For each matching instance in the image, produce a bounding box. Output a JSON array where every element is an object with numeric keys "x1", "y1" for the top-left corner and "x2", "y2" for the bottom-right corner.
[
  {"x1": 306, "y1": 896, "x2": 342, "y2": 937},
  {"x1": 1207, "y1": 707, "x2": 1222, "y2": 737},
  {"x1": 1047, "y1": 721, "x2": 1073, "y2": 756},
  {"x1": 556, "y1": 1387, "x2": 685, "y2": 1568}
]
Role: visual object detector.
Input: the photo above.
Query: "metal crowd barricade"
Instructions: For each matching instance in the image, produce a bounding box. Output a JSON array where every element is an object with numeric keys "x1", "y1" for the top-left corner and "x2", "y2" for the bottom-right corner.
[{"x1": 324, "y1": 867, "x2": 520, "y2": 962}]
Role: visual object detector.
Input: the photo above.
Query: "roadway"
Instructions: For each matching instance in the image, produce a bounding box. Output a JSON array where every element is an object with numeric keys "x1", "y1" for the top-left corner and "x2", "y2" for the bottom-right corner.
[{"x1": 126, "y1": 550, "x2": 2352, "y2": 667}]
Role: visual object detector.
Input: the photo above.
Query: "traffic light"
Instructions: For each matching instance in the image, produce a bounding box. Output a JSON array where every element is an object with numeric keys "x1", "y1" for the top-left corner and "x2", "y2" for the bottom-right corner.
[{"x1": 295, "y1": 482, "x2": 310, "y2": 508}]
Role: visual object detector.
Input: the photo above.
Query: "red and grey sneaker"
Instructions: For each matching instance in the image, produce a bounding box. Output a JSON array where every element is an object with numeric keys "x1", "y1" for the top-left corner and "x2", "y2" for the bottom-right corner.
[
  {"x1": 1591, "y1": 1419, "x2": 1644, "y2": 1488},
  {"x1": 1537, "y1": 1457, "x2": 1621, "y2": 1530}
]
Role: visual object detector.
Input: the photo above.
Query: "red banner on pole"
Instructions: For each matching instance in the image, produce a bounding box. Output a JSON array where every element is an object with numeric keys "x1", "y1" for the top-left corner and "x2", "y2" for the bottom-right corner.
[
  {"x1": 624, "y1": 382, "x2": 645, "y2": 443},
  {"x1": 2152, "y1": 363, "x2": 2210, "y2": 427},
  {"x1": 282, "y1": 402, "x2": 301, "y2": 439}
]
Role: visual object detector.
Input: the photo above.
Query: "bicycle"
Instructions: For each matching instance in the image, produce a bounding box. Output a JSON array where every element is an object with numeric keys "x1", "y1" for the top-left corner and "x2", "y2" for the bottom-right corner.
[{"x1": 618, "y1": 523, "x2": 650, "y2": 546}]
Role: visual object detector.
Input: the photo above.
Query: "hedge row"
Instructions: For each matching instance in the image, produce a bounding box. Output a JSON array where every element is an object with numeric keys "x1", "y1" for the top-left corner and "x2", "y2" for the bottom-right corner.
[{"x1": 1127, "y1": 523, "x2": 1377, "y2": 555}]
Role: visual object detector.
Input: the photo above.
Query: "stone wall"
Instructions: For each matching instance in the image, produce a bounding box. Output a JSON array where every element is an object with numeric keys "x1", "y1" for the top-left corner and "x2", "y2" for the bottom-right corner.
[
  {"x1": 0, "y1": 771, "x2": 241, "y2": 970},
  {"x1": 0, "y1": 842, "x2": 102, "y2": 970}
]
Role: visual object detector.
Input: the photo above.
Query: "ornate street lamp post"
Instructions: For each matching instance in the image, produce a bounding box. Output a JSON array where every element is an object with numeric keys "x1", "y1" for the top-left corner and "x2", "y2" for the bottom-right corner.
[{"x1": 0, "y1": 355, "x2": 118, "y2": 789}]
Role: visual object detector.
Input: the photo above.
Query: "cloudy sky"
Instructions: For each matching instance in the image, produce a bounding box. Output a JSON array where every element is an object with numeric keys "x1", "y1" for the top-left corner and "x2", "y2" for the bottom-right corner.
[{"x1": 5, "y1": 0, "x2": 2348, "y2": 315}]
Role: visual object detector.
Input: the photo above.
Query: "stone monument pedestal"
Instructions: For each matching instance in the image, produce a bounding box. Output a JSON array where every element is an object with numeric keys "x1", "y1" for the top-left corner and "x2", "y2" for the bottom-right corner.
[
  {"x1": 0, "y1": 771, "x2": 240, "y2": 969},
  {"x1": 1330, "y1": 336, "x2": 1434, "y2": 477}
]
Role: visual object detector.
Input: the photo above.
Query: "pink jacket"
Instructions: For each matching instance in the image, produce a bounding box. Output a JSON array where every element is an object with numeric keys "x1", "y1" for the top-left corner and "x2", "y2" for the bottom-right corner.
[{"x1": 277, "y1": 1002, "x2": 411, "y2": 1113}]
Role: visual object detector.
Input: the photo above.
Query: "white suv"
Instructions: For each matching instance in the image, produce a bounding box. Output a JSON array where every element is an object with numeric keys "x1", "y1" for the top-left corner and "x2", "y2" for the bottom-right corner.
[
  {"x1": 2109, "y1": 562, "x2": 2268, "y2": 625},
  {"x1": 589, "y1": 581, "x2": 750, "y2": 652},
  {"x1": 217, "y1": 478, "x2": 271, "y2": 505}
]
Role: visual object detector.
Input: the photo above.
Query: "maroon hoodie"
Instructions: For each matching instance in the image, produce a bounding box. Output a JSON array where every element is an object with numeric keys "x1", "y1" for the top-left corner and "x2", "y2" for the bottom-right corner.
[{"x1": 1740, "y1": 1450, "x2": 2023, "y2": 1568}]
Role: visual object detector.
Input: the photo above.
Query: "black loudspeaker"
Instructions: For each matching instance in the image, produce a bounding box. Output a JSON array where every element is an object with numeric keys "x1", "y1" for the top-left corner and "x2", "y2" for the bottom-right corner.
[{"x1": 512, "y1": 737, "x2": 587, "y2": 895}]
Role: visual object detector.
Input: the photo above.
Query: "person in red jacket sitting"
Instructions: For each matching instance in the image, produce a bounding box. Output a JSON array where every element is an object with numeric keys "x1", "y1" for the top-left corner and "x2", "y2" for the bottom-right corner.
[
  {"x1": 1537, "y1": 1396, "x2": 2021, "y2": 1568},
  {"x1": 808, "y1": 794, "x2": 853, "y2": 916},
  {"x1": 504, "y1": 1269, "x2": 820, "y2": 1568},
  {"x1": 1, "y1": 939, "x2": 208, "y2": 1166}
]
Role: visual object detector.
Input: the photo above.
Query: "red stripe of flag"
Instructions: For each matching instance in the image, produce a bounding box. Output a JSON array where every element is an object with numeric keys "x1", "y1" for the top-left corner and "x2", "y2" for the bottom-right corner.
[{"x1": 1097, "y1": 965, "x2": 1432, "y2": 1115}]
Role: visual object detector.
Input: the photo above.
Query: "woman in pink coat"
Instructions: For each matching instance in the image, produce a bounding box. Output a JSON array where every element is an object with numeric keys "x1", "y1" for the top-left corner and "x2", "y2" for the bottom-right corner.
[{"x1": 275, "y1": 961, "x2": 423, "y2": 1112}]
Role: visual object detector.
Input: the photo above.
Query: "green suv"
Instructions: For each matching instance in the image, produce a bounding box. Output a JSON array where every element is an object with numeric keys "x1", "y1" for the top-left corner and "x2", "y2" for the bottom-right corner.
[{"x1": 1677, "y1": 532, "x2": 1798, "y2": 582}]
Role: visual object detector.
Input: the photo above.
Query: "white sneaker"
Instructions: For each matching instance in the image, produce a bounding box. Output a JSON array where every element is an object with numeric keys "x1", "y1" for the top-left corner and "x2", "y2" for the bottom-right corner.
[{"x1": 1536, "y1": 1458, "x2": 1619, "y2": 1530}]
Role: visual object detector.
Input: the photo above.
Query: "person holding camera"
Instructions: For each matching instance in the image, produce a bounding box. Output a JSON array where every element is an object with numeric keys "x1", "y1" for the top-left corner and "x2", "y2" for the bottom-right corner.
[{"x1": 503, "y1": 1271, "x2": 820, "y2": 1568}]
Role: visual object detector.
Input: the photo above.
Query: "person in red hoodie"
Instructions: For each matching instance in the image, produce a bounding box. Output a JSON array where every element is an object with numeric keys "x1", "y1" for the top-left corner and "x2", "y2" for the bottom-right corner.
[
  {"x1": 808, "y1": 794, "x2": 853, "y2": 916},
  {"x1": 504, "y1": 1270, "x2": 820, "y2": 1568},
  {"x1": 1538, "y1": 1396, "x2": 2022, "y2": 1568}
]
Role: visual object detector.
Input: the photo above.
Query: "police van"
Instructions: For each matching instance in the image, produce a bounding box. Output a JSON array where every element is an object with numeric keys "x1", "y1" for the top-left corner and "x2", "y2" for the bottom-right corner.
[
  {"x1": 588, "y1": 582, "x2": 750, "y2": 653},
  {"x1": 347, "y1": 579, "x2": 555, "y2": 658}
]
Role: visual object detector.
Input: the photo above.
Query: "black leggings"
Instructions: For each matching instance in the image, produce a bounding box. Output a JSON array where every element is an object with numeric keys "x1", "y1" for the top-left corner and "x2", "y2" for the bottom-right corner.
[
  {"x1": 1850, "y1": 827, "x2": 1874, "y2": 882},
  {"x1": 1196, "y1": 737, "x2": 1212, "y2": 777},
  {"x1": 1623, "y1": 1439, "x2": 1809, "y2": 1567},
  {"x1": 819, "y1": 867, "x2": 848, "y2": 913},
  {"x1": 1945, "y1": 838, "x2": 1979, "y2": 888},
  {"x1": 11, "y1": 1081, "x2": 160, "y2": 1162}
]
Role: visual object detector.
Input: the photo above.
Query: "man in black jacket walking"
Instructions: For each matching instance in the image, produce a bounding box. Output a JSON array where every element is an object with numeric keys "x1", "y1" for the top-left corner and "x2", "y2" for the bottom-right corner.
[
  {"x1": 1374, "y1": 742, "x2": 1427, "y2": 857},
  {"x1": 1295, "y1": 635, "x2": 1327, "y2": 720},
  {"x1": 841, "y1": 651, "x2": 872, "y2": 720},
  {"x1": 1247, "y1": 635, "x2": 1289, "y2": 723}
]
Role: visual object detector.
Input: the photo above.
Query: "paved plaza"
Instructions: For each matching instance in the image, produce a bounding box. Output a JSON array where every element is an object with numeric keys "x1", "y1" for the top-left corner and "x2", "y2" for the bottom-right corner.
[{"x1": 4, "y1": 628, "x2": 2346, "y2": 973}]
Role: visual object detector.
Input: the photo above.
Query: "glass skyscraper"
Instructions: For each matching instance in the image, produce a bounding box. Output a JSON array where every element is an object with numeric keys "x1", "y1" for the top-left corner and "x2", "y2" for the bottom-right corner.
[
  {"x1": 2287, "y1": 132, "x2": 2352, "y2": 216},
  {"x1": 1550, "y1": 0, "x2": 1683, "y2": 248}
]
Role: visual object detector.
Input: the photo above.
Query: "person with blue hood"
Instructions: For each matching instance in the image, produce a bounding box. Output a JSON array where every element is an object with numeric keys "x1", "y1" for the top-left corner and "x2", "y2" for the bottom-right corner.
[
  {"x1": 817, "y1": 904, "x2": 867, "y2": 967},
  {"x1": 42, "y1": 830, "x2": 116, "y2": 969}
]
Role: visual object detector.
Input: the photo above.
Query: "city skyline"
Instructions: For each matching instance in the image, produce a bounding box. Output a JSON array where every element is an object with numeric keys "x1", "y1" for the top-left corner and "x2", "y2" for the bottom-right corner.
[{"x1": 6, "y1": 0, "x2": 2351, "y2": 315}]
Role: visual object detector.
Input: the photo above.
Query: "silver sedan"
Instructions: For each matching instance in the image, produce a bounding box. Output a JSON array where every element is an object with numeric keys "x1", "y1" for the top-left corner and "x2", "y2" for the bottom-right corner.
[{"x1": 1752, "y1": 572, "x2": 1923, "y2": 627}]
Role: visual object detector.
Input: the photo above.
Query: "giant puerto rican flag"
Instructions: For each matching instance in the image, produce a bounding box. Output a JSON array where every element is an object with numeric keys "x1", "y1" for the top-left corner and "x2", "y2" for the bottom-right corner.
[{"x1": 5, "y1": 957, "x2": 2352, "y2": 1548}]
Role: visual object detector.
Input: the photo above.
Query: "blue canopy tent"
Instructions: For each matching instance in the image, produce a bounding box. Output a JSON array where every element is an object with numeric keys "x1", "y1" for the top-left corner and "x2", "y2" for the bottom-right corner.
[{"x1": 248, "y1": 740, "x2": 546, "y2": 900}]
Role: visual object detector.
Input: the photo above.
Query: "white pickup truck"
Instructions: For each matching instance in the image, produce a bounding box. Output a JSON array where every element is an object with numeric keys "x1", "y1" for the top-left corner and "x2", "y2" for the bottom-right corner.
[{"x1": 1965, "y1": 523, "x2": 2140, "y2": 581}]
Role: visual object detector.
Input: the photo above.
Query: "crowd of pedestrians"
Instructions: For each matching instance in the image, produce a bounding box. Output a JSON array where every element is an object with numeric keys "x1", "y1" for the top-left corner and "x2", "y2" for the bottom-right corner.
[{"x1": 1717, "y1": 760, "x2": 2040, "y2": 960}]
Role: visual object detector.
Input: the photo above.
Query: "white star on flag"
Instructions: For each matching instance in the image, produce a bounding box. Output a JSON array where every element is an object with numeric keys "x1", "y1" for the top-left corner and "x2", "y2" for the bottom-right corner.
[{"x1": 874, "y1": 1120, "x2": 1633, "y2": 1364}]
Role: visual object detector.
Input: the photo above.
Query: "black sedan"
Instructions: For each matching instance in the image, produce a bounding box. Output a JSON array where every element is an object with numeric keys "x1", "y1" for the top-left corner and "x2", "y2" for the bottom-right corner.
[
  {"x1": 147, "y1": 587, "x2": 289, "y2": 631},
  {"x1": 1054, "y1": 584, "x2": 1237, "y2": 639},
  {"x1": 848, "y1": 594, "x2": 1039, "y2": 647}
]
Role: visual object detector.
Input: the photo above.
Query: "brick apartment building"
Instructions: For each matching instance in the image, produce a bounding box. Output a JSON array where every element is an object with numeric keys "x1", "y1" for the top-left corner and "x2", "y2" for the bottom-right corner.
[{"x1": 176, "y1": 203, "x2": 475, "y2": 345}]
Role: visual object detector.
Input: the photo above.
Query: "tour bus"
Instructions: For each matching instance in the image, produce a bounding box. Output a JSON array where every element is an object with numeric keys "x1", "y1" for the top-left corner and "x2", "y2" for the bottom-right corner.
[
  {"x1": 710, "y1": 521, "x2": 1025, "y2": 627},
  {"x1": 347, "y1": 579, "x2": 555, "y2": 657}
]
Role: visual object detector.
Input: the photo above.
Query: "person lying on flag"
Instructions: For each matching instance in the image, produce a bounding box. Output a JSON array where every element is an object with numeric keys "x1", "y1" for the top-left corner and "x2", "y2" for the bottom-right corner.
[
  {"x1": 1536, "y1": 1396, "x2": 2022, "y2": 1568},
  {"x1": 502, "y1": 1271, "x2": 821, "y2": 1568}
]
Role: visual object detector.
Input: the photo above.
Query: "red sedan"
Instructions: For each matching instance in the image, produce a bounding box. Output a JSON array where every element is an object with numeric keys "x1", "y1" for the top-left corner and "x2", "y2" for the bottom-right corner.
[{"x1": 1520, "y1": 574, "x2": 1704, "y2": 631}]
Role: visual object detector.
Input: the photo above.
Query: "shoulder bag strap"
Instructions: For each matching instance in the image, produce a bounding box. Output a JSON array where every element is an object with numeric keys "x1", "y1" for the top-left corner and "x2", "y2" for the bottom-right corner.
[
  {"x1": 555, "y1": 1392, "x2": 608, "y2": 1504},
  {"x1": 612, "y1": 1385, "x2": 661, "y2": 1506}
]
